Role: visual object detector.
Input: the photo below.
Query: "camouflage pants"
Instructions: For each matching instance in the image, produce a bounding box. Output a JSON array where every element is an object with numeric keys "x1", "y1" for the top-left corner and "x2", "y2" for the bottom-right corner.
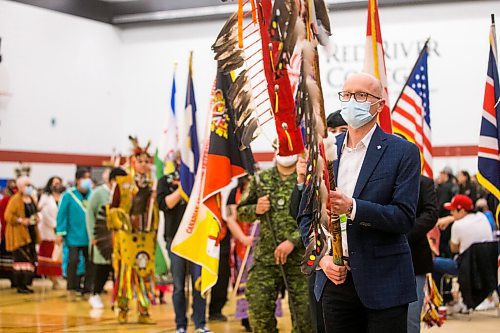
[{"x1": 246, "y1": 263, "x2": 311, "y2": 333}]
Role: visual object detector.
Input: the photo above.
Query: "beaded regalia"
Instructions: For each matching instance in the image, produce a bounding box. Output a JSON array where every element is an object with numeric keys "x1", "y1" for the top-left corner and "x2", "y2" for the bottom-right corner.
[{"x1": 107, "y1": 136, "x2": 159, "y2": 324}]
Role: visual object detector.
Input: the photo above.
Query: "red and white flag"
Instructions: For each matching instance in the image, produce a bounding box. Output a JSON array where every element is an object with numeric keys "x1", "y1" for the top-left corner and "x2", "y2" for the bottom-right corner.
[
  {"x1": 392, "y1": 42, "x2": 433, "y2": 178},
  {"x1": 363, "y1": 0, "x2": 393, "y2": 133}
]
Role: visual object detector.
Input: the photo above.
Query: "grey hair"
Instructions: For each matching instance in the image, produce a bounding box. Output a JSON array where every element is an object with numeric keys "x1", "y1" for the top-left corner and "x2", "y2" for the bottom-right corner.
[{"x1": 16, "y1": 176, "x2": 30, "y2": 189}]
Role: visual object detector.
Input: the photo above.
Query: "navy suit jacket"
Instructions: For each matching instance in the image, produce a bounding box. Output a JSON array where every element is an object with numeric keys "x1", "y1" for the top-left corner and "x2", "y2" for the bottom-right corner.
[{"x1": 298, "y1": 125, "x2": 420, "y2": 310}]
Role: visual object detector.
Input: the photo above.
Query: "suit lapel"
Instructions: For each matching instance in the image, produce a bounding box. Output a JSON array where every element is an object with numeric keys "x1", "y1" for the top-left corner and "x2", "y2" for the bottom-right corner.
[{"x1": 352, "y1": 126, "x2": 388, "y2": 198}]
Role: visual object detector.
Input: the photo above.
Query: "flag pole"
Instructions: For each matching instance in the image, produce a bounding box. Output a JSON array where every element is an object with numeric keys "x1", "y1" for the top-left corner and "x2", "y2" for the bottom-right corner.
[
  {"x1": 491, "y1": 14, "x2": 500, "y2": 320},
  {"x1": 189, "y1": 51, "x2": 193, "y2": 76},
  {"x1": 230, "y1": 220, "x2": 260, "y2": 299},
  {"x1": 391, "y1": 38, "x2": 430, "y2": 113}
]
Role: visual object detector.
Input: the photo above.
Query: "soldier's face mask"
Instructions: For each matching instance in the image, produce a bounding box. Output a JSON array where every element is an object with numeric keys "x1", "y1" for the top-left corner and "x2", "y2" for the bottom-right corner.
[{"x1": 276, "y1": 154, "x2": 298, "y2": 167}]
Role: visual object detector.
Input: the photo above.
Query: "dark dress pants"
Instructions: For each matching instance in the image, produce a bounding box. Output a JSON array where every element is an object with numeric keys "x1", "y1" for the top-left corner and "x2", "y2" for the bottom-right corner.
[
  {"x1": 309, "y1": 271, "x2": 326, "y2": 333},
  {"x1": 321, "y1": 272, "x2": 408, "y2": 333}
]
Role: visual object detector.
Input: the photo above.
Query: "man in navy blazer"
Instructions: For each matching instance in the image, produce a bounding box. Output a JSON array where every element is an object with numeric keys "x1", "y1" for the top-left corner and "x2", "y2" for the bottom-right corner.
[{"x1": 298, "y1": 73, "x2": 420, "y2": 332}]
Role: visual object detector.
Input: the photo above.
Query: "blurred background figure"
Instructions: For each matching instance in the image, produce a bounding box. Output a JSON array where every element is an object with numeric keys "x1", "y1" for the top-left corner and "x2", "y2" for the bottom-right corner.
[
  {"x1": 326, "y1": 110, "x2": 348, "y2": 135},
  {"x1": 0, "y1": 179, "x2": 17, "y2": 286},
  {"x1": 4, "y1": 176, "x2": 41, "y2": 294},
  {"x1": 456, "y1": 170, "x2": 478, "y2": 203},
  {"x1": 407, "y1": 175, "x2": 438, "y2": 333},
  {"x1": 475, "y1": 198, "x2": 497, "y2": 232},
  {"x1": 435, "y1": 167, "x2": 458, "y2": 260},
  {"x1": 86, "y1": 167, "x2": 127, "y2": 310},
  {"x1": 56, "y1": 168, "x2": 93, "y2": 301},
  {"x1": 37, "y1": 176, "x2": 64, "y2": 289}
]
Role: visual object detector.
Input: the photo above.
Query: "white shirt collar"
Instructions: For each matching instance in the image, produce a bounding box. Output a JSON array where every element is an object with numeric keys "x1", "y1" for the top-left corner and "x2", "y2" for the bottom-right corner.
[{"x1": 343, "y1": 124, "x2": 378, "y2": 151}]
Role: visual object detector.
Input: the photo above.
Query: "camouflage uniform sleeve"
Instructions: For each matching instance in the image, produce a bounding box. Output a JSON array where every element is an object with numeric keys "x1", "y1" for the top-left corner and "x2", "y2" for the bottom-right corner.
[
  {"x1": 286, "y1": 229, "x2": 303, "y2": 248},
  {"x1": 237, "y1": 175, "x2": 258, "y2": 223}
]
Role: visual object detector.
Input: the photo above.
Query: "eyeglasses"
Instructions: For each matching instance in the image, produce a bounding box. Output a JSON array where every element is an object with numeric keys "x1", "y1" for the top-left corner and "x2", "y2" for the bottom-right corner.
[{"x1": 338, "y1": 91, "x2": 381, "y2": 103}]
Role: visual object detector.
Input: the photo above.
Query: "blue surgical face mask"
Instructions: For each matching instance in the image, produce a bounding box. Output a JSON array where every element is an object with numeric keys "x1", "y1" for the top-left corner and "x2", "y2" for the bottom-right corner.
[
  {"x1": 340, "y1": 99, "x2": 377, "y2": 129},
  {"x1": 80, "y1": 178, "x2": 92, "y2": 191},
  {"x1": 24, "y1": 186, "x2": 34, "y2": 196}
]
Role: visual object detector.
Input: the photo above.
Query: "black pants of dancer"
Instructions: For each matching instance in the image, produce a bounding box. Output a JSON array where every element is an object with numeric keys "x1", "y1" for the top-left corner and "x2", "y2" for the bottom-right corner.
[
  {"x1": 309, "y1": 272, "x2": 326, "y2": 333},
  {"x1": 92, "y1": 264, "x2": 112, "y2": 295},
  {"x1": 209, "y1": 248, "x2": 230, "y2": 316},
  {"x1": 322, "y1": 272, "x2": 408, "y2": 333},
  {"x1": 67, "y1": 246, "x2": 92, "y2": 292}
]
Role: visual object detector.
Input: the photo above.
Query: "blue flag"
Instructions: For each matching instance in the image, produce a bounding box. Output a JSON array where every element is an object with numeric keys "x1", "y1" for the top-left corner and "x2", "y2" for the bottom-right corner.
[{"x1": 179, "y1": 53, "x2": 200, "y2": 199}]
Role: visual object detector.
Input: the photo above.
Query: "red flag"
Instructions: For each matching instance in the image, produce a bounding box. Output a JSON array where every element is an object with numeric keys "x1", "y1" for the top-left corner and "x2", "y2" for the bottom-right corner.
[{"x1": 363, "y1": 0, "x2": 393, "y2": 133}]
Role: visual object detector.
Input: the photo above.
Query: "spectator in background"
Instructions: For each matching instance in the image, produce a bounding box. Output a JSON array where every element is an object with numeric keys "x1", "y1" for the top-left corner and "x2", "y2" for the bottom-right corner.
[
  {"x1": 456, "y1": 170, "x2": 478, "y2": 203},
  {"x1": 86, "y1": 167, "x2": 127, "y2": 309},
  {"x1": 407, "y1": 175, "x2": 438, "y2": 333},
  {"x1": 435, "y1": 167, "x2": 458, "y2": 259},
  {"x1": 475, "y1": 198, "x2": 497, "y2": 232},
  {"x1": 4, "y1": 176, "x2": 41, "y2": 293},
  {"x1": 56, "y1": 168, "x2": 93, "y2": 301},
  {"x1": 226, "y1": 176, "x2": 256, "y2": 332},
  {"x1": 37, "y1": 176, "x2": 64, "y2": 288},
  {"x1": 0, "y1": 179, "x2": 17, "y2": 285},
  {"x1": 157, "y1": 156, "x2": 210, "y2": 333},
  {"x1": 433, "y1": 194, "x2": 493, "y2": 276},
  {"x1": 211, "y1": 177, "x2": 254, "y2": 329},
  {"x1": 326, "y1": 110, "x2": 348, "y2": 135},
  {"x1": 433, "y1": 194, "x2": 493, "y2": 313}
]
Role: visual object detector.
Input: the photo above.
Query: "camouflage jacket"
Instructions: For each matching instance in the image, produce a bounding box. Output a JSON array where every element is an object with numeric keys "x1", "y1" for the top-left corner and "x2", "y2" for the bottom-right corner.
[{"x1": 237, "y1": 167, "x2": 304, "y2": 266}]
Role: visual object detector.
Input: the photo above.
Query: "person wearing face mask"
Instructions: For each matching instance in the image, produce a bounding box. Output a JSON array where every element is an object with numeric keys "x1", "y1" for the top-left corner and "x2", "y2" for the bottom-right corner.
[
  {"x1": 298, "y1": 72, "x2": 421, "y2": 332},
  {"x1": 56, "y1": 168, "x2": 93, "y2": 301},
  {"x1": 237, "y1": 153, "x2": 311, "y2": 333},
  {"x1": 37, "y1": 176, "x2": 64, "y2": 288},
  {"x1": 4, "y1": 176, "x2": 41, "y2": 293}
]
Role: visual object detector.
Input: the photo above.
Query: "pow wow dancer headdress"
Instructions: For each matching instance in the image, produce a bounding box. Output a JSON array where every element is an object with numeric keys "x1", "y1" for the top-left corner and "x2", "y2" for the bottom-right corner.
[{"x1": 214, "y1": 0, "x2": 341, "y2": 274}]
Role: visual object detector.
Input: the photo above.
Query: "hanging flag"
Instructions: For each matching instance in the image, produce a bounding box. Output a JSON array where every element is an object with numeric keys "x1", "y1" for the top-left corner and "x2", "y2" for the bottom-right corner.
[
  {"x1": 363, "y1": 0, "x2": 393, "y2": 133},
  {"x1": 179, "y1": 52, "x2": 200, "y2": 200},
  {"x1": 478, "y1": 14, "x2": 500, "y2": 297},
  {"x1": 478, "y1": 15, "x2": 500, "y2": 207},
  {"x1": 392, "y1": 40, "x2": 433, "y2": 178},
  {"x1": 154, "y1": 65, "x2": 178, "y2": 180},
  {"x1": 153, "y1": 65, "x2": 179, "y2": 278},
  {"x1": 172, "y1": 70, "x2": 253, "y2": 296}
]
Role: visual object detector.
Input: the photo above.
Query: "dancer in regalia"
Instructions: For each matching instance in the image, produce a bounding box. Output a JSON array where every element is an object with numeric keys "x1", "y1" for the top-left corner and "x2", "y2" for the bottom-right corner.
[{"x1": 107, "y1": 136, "x2": 159, "y2": 324}]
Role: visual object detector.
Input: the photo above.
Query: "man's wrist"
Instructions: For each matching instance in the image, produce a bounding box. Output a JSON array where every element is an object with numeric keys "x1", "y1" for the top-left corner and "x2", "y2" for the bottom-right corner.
[{"x1": 347, "y1": 198, "x2": 353, "y2": 216}]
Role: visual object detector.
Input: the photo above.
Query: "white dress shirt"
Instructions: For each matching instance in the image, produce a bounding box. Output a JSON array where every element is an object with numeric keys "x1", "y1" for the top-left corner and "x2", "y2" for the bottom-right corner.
[{"x1": 336, "y1": 124, "x2": 377, "y2": 257}]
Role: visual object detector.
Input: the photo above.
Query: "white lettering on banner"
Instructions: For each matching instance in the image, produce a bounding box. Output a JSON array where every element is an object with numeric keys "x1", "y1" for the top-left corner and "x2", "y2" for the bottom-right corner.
[{"x1": 321, "y1": 39, "x2": 442, "y2": 109}]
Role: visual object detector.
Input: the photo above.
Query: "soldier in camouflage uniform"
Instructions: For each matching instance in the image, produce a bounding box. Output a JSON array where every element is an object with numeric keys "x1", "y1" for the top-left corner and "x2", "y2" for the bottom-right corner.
[{"x1": 237, "y1": 155, "x2": 311, "y2": 333}]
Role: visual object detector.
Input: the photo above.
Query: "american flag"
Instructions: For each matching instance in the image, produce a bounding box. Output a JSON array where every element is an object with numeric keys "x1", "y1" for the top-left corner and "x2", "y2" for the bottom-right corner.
[
  {"x1": 392, "y1": 43, "x2": 432, "y2": 178},
  {"x1": 477, "y1": 16, "x2": 500, "y2": 230}
]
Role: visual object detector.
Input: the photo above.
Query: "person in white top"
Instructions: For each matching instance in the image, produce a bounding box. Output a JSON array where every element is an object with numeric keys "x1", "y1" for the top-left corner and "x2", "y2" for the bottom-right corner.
[
  {"x1": 447, "y1": 194, "x2": 493, "y2": 254},
  {"x1": 433, "y1": 194, "x2": 493, "y2": 275},
  {"x1": 433, "y1": 194, "x2": 494, "y2": 313},
  {"x1": 37, "y1": 176, "x2": 64, "y2": 287}
]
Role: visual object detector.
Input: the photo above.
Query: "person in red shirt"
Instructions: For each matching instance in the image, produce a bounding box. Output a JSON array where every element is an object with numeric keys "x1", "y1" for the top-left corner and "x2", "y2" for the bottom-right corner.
[{"x1": 0, "y1": 179, "x2": 17, "y2": 285}]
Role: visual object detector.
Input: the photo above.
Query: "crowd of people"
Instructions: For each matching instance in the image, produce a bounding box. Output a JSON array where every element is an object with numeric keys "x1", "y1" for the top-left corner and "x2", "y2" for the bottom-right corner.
[{"x1": 0, "y1": 73, "x2": 498, "y2": 333}]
